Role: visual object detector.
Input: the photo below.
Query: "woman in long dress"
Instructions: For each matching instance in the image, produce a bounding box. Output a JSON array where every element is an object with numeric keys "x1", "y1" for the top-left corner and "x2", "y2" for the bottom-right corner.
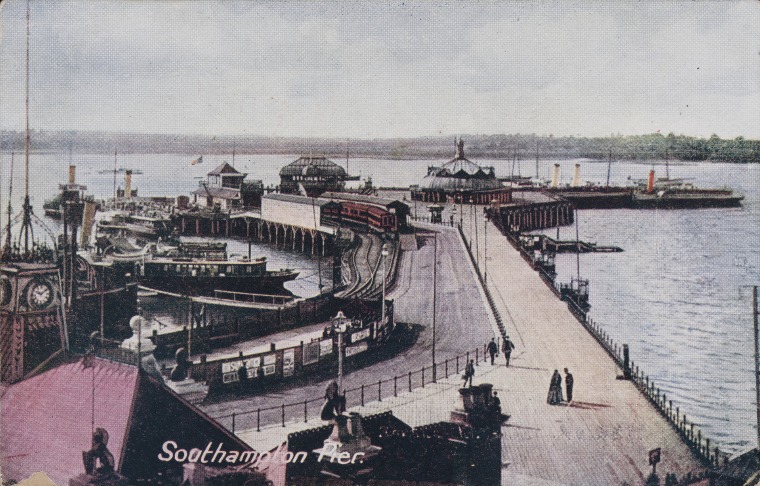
[{"x1": 547, "y1": 369, "x2": 564, "y2": 405}]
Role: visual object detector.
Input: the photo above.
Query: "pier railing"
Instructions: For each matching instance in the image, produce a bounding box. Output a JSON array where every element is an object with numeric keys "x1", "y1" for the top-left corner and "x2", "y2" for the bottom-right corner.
[
  {"x1": 484, "y1": 220, "x2": 731, "y2": 468},
  {"x1": 209, "y1": 342, "x2": 499, "y2": 435},
  {"x1": 456, "y1": 223, "x2": 508, "y2": 340}
]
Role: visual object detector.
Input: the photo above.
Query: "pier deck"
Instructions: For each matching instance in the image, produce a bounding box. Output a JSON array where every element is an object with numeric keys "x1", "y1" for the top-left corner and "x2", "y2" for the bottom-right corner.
[{"x1": 460, "y1": 205, "x2": 704, "y2": 484}]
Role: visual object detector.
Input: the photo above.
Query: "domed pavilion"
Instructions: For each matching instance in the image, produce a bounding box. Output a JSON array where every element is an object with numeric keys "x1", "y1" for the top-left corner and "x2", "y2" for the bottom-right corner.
[
  {"x1": 279, "y1": 155, "x2": 352, "y2": 197},
  {"x1": 412, "y1": 139, "x2": 511, "y2": 204}
]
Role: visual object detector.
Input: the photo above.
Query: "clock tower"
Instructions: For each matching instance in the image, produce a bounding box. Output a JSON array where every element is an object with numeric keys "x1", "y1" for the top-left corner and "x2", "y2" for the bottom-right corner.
[{"x1": 0, "y1": 262, "x2": 67, "y2": 383}]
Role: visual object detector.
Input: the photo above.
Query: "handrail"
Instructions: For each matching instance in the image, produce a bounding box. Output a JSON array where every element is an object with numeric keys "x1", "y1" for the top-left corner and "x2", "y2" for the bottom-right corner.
[{"x1": 209, "y1": 342, "x2": 494, "y2": 434}]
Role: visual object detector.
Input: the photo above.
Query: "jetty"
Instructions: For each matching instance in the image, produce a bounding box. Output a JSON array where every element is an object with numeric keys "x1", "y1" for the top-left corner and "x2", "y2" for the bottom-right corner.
[
  {"x1": 201, "y1": 207, "x2": 714, "y2": 484},
  {"x1": 459, "y1": 204, "x2": 708, "y2": 483}
]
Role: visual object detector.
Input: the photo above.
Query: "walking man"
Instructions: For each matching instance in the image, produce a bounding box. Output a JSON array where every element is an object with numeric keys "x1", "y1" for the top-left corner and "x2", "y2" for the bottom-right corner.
[
  {"x1": 487, "y1": 338, "x2": 498, "y2": 365},
  {"x1": 463, "y1": 359, "x2": 475, "y2": 387},
  {"x1": 502, "y1": 336, "x2": 515, "y2": 367},
  {"x1": 564, "y1": 368, "x2": 574, "y2": 403}
]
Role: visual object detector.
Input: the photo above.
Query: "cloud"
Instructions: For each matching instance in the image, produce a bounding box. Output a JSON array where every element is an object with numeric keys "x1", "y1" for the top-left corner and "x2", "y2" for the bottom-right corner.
[{"x1": 0, "y1": 0, "x2": 758, "y2": 138}]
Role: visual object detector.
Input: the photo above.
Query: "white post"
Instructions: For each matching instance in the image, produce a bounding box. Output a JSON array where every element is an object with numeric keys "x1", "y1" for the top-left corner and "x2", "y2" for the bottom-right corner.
[{"x1": 337, "y1": 328, "x2": 343, "y2": 391}]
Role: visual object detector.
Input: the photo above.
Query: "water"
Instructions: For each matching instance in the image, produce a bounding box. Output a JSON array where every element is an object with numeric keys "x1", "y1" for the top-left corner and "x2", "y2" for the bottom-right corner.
[{"x1": 1, "y1": 150, "x2": 758, "y2": 452}]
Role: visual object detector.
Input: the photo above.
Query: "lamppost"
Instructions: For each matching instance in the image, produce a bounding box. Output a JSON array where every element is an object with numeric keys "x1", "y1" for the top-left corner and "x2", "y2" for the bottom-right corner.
[
  {"x1": 332, "y1": 311, "x2": 350, "y2": 391},
  {"x1": 432, "y1": 232, "x2": 437, "y2": 381},
  {"x1": 381, "y1": 244, "x2": 389, "y2": 330}
]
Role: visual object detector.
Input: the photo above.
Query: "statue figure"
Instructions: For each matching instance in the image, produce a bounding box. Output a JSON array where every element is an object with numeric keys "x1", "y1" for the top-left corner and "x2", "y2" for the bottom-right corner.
[
  {"x1": 169, "y1": 347, "x2": 191, "y2": 382},
  {"x1": 320, "y1": 381, "x2": 346, "y2": 422},
  {"x1": 82, "y1": 428, "x2": 116, "y2": 478}
]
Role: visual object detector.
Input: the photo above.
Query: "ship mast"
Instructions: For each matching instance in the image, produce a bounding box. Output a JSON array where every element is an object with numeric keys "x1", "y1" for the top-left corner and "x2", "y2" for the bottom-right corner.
[
  {"x1": 18, "y1": 0, "x2": 34, "y2": 255},
  {"x1": 3, "y1": 153, "x2": 15, "y2": 258}
]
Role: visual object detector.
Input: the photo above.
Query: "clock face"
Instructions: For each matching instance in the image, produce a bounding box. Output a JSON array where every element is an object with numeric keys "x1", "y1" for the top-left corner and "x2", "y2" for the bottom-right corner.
[{"x1": 26, "y1": 279, "x2": 55, "y2": 310}]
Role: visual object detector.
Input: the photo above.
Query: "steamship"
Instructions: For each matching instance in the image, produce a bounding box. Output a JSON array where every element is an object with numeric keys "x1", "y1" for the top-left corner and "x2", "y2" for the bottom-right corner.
[
  {"x1": 106, "y1": 241, "x2": 299, "y2": 297},
  {"x1": 632, "y1": 171, "x2": 744, "y2": 209}
]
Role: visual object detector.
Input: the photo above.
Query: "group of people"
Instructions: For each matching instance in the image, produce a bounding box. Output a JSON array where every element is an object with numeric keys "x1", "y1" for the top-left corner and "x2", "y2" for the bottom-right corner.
[
  {"x1": 486, "y1": 336, "x2": 516, "y2": 367},
  {"x1": 547, "y1": 368, "x2": 574, "y2": 405}
]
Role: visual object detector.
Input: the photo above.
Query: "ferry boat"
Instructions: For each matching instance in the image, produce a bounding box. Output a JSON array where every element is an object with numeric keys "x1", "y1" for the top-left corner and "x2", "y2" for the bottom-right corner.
[
  {"x1": 632, "y1": 171, "x2": 744, "y2": 209},
  {"x1": 130, "y1": 242, "x2": 299, "y2": 297},
  {"x1": 97, "y1": 212, "x2": 173, "y2": 240}
]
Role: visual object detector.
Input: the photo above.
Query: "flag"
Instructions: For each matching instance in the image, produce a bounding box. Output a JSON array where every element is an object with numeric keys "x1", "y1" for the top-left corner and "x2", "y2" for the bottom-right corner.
[{"x1": 191, "y1": 155, "x2": 203, "y2": 165}]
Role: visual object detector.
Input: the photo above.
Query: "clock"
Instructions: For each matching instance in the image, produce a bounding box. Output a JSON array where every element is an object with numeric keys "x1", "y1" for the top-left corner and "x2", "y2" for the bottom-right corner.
[
  {"x1": 0, "y1": 276, "x2": 11, "y2": 307},
  {"x1": 25, "y1": 279, "x2": 55, "y2": 310}
]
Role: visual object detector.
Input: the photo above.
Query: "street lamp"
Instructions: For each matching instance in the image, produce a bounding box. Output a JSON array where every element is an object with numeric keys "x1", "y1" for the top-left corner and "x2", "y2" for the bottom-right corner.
[
  {"x1": 332, "y1": 311, "x2": 350, "y2": 391},
  {"x1": 381, "y1": 244, "x2": 389, "y2": 331},
  {"x1": 432, "y1": 232, "x2": 437, "y2": 382}
]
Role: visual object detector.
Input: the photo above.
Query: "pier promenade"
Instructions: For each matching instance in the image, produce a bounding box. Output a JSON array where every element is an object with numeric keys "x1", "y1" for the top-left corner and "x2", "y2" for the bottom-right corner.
[{"x1": 459, "y1": 205, "x2": 704, "y2": 484}]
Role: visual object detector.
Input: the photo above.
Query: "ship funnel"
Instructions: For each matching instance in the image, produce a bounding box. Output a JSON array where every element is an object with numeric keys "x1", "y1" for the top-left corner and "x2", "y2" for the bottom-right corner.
[
  {"x1": 68, "y1": 165, "x2": 76, "y2": 184},
  {"x1": 125, "y1": 170, "x2": 133, "y2": 199},
  {"x1": 647, "y1": 169, "x2": 655, "y2": 193},
  {"x1": 551, "y1": 164, "x2": 561, "y2": 188},
  {"x1": 572, "y1": 163, "x2": 581, "y2": 187}
]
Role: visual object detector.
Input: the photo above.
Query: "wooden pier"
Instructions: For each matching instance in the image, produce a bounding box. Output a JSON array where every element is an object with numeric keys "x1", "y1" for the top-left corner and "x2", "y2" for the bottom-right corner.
[{"x1": 456, "y1": 206, "x2": 706, "y2": 484}]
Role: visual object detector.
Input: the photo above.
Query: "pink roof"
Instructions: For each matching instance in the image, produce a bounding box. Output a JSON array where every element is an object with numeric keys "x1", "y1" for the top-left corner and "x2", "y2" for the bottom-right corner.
[{"x1": 0, "y1": 357, "x2": 139, "y2": 485}]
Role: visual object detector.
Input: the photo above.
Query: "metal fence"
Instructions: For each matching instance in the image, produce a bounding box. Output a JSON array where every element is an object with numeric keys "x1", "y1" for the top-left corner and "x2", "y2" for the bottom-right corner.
[{"x1": 210, "y1": 342, "x2": 496, "y2": 434}]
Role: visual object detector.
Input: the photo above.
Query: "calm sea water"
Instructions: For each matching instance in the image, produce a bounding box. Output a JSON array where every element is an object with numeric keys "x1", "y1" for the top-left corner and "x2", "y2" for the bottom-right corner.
[{"x1": 1, "y1": 151, "x2": 758, "y2": 453}]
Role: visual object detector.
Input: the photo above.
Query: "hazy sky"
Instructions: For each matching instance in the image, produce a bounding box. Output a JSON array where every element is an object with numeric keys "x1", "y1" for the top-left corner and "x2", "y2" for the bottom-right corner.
[{"x1": 0, "y1": 0, "x2": 758, "y2": 139}]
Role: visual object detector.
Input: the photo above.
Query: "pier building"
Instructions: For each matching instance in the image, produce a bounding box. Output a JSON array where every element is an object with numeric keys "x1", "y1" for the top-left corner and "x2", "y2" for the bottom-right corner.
[
  {"x1": 411, "y1": 139, "x2": 512, "y2": 204},
  {"x1": 191, "y1": 162, "x2": 264, "y2": 210},
  {"x1": 279, "y1": 155, "x2": 352, "y2": 197}
]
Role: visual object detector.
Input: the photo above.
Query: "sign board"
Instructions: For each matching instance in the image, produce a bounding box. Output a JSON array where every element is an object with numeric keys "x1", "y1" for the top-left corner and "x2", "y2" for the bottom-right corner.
[
  {"x1": 263, "y1": 354, "x2": 276, "y2": 366},
  {"x1": 263, "y1": 364, "x2": 276, "y2": 376},
  {"x1": 345, "y1": 342, "x2": 368, "y2": 357},
  {"x1": 283, "y1": 349, "x2": 295, "y2": 377},
  {"x1": 222, "y1": 360, "x2": 244, "y2": 374},
  {"x1": 350, "y1": 328, "x2": 370, "y2": 343},
  {"x1": 319, "y1": 339, "x2": 333, "y2": 357},
  {"x1": 303, "y1": 341, "x2": 320, "y2": 365},
  {"x1": 648, "y1": 448, "x2": 661, "y2": 466}
]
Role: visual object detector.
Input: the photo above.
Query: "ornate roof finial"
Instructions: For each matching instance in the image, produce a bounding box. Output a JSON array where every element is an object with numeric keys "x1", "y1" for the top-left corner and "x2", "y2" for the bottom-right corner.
[{"x1": 456, "y1": 137, "x2": 465, "y2": 159}]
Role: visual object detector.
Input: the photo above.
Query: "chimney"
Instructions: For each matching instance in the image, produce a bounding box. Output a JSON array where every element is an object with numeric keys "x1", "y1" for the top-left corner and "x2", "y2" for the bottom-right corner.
[
  {"x1": 647, "y1": 169, "x2": 655, "y2": 193},
  {"x1": 571, "y1": 163, "x2": 581, "y2": 187},
  {"x1": 125, "y1": 170, "x2": 133, "y2": 199},
  {"x1": 551, "y1": 164, "x2": 560, "y2": 188},
  {"x1": 68, "y1": 165, "x2": 76, "y2": 184}
]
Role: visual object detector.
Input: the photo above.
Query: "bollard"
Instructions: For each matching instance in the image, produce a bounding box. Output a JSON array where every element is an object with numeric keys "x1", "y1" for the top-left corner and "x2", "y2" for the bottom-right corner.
[
  {"x1": 232, "y1": 412, "x2": 236, "y2": 433},
  {"x1": 257, "y1": 408, "x2": 261, "y2": 432},
  {"x1": 676, "y1": 407, "x2": 680, "y2": 425},
  {"x1": 456, "y1": 356, "x2": 460, "y2": 374},
  {"x1": 476, "y1": 348, "x2": 479, "y2": 363},
  {"x1": 422, "y1": 367, "x2": 425, "y2": 387},
  {"x1": 408, "y1": 371, "x2": 412, "y2": 392},
  {"x1": 714, "y1": 447, "x2": 720, "y2": 467},
  {"x1": 394, "y1": 376, "x2": 398, "y2": 397},
  {"x1": 361, "y1": 384, "x2": 365, "y2": 406},
  {"x1": 623, "y1": 345, "x2": 631, "y2": 379},
  {"x1": 697, "y1": 430, "x2": 702, "y2": 452},
  {"x1": 690, "y1": 423, "x2": 695, "y2": 441},
  {"x1": 378, "y1": 380, "x2": 382, "y2": 401},
  {"x1": 445, "y1": 359, "x2": 449, "y2": 378},
  {"x1": 304, "y1": 400, "x2": 308, "y2": 423},
  {"x1": 705, "y1": 438, "x2": 710, "y2": 459},
  {"x1": 281, "y1": 404, "x2": 285, "y2": 427}
]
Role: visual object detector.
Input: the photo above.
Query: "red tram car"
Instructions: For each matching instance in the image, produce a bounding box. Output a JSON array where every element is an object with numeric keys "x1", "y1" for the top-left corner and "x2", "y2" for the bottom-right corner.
[{"x1": 322, "y1": 201, "x2": 399, "y2": 232}]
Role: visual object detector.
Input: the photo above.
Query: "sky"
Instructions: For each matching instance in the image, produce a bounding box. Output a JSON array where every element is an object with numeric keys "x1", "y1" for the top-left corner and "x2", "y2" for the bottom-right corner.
[{"x1": 0, "y1": 0, "x2": 758, "y2": 139}]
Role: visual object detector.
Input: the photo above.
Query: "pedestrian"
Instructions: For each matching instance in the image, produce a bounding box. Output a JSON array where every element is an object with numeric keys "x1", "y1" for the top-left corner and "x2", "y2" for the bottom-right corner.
[
  {"x1": 463, "y1": 359, "x2": 475, "y2": 387},
  {"x1": 487, "y1": 338, "x2": 498, "y2": 365},
  {"x1": 564, "y1": 368, "x2": 574, "y2": 403},
  {"x1": 491, "y1": 391, "x2": 501, "y2": 415},
  {"x1": 547, "y1": 369, "x2": 563, "y2": 405},
  {"x1": 502, "y1": 336, "x2": 515, "y2": 367},
  {"x1": 237, "y1": 361, "x2": 248, "y2": 391}
]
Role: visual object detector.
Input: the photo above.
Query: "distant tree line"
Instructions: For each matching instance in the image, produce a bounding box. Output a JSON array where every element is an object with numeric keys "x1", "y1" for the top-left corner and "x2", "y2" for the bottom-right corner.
[{"x1": 1, "y1": 130, "x2": 758, "y2": 163}]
